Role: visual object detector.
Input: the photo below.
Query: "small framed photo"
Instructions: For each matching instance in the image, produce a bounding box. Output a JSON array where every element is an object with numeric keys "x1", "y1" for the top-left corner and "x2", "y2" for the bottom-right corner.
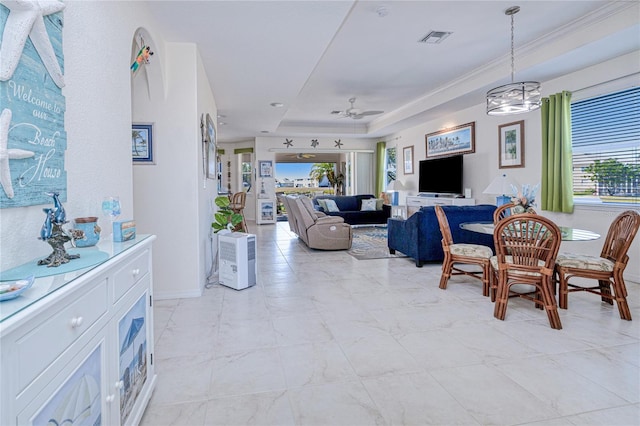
[
  {"x1": 132, "y1": 123, "x2": 154, "y2": 164},
  {"x1": 498, "y1": 120, "x2": 525, "y2": 168},
  {"x1": 403, "y1": 146, "x2": 414, "y2": 175},
  {"x1": 425, "y1": 122, "x2": 475, "y2": 158},
  {"x1": 259, "y1": 160, "x2": 273, "y2": 178}
]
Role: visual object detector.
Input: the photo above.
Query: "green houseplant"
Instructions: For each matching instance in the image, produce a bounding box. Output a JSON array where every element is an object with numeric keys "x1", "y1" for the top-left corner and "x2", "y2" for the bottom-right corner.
[{"x1": 212, "y1": 195, "x2": 244, "y2": 233}]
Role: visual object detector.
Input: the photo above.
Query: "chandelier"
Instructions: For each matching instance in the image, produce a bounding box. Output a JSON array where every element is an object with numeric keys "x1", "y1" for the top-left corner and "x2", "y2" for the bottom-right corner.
[{"x1": 486, "y1": 6, "x2": 541, "y2": 115}]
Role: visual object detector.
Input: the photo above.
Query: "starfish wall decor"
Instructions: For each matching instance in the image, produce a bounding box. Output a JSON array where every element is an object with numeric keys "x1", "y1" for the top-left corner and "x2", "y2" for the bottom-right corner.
[
  {"x1": 0, "y1": 0, "x2": 66, "y2": 88},
  {"x1": 0, "y1": 109, "x2": 35, "y2": 199},
  {"x1": 334, "y1": 139, "x2": 343, "y2": 148},
  {"x1": 284, "y1": 138, "x2": 293, "y2": 148},
  {"x1": 310, "y1": 139, "x2": 319, "y2": 148}
]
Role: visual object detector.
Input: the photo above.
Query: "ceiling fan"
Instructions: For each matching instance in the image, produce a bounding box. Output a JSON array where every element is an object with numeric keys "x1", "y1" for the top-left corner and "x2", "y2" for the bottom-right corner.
[
  {"x1": 286, "y1": 153, "x2": 316, "y2": 159},
  {"x1": 331, "y1": 97, "x2": 384, "y2": 120}
]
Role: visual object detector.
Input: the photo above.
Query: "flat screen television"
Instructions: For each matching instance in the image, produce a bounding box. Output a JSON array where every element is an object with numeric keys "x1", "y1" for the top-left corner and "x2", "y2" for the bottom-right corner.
[{"x1": 418, "y1": 155, "x2": 463, "y2": 195}]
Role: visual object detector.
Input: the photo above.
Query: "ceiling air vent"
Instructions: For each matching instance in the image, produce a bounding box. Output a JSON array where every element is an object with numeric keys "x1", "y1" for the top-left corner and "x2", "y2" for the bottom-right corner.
[{"x1": 418, "y1": 31, "x2": 452, "y2": 44}]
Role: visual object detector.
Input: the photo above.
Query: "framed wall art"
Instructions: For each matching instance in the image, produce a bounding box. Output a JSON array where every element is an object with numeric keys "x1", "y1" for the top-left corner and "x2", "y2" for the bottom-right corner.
[
  {"x1": 425, "y1": 122, "x2": 475, "y2": 158},
  {"x1": 403, "y1": 145, "x2": 414, "y2": 175},
  {"x1": 205, "y1": 113, "x2": 217, "y2": 179},
  {"x1": 259, "y1": 160, "x2": 273, "y2": 178},
  {"x1": 132, "y1": 123, "x2": 154, "y2": 164},
  {"x1": 498, "y1": 120, "x2": 524, "y2": 168}
]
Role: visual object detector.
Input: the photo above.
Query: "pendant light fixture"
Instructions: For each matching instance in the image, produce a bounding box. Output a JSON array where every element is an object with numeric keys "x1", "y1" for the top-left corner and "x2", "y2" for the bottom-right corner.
[{"x1": 486, "y1": 6, "x2": 541, "y2": 115}]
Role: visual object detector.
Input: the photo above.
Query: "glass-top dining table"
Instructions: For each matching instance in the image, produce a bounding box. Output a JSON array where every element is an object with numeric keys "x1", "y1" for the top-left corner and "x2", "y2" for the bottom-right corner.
[{"x1": 460, "y1": 221, "x2": 600, "y2": 241}]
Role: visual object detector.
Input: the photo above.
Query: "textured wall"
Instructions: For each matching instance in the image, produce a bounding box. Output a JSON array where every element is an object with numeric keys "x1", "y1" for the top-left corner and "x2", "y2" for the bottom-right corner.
[{"x1": 0, "y1": 1, "x2": 146, "y2": 270}]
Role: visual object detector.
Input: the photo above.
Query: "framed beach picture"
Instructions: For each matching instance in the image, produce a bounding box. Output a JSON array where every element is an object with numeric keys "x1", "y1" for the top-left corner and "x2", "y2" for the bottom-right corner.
[
  {"x1": 425, "y1": 122, "x2": 475, "y2": 158},
  {"x1": 498, "y1": 120, "x2": 524, "y2": 168},
  {"x1": 403, "y1": 146, "x2": 414, "y2": 174},
  {"x1": 132, "y1": 123, "x2": 154, "y2": 164},
  {"x1": 259, "y1": 160, "x2": 273, "y2": 178}
]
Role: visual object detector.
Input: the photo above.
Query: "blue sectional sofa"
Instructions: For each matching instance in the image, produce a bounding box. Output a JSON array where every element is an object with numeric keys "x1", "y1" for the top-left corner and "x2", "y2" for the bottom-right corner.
[
  {"x1": 387, "y1": 204, "x2": 496, "y2": 267},
  {"x1": 312, "y1": 194, "x2": 391, "y2": 225}
]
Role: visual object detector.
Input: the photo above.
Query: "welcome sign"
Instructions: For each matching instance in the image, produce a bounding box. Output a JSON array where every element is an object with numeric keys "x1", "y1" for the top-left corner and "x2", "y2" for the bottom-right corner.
[{"x1": 0, "y1": 1, "x2": 67, "y2": 208}]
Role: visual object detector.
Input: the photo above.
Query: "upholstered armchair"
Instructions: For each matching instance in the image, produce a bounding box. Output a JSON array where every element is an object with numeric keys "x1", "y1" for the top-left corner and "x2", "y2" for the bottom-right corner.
[
  {"x1": 286, "y1": 196, "x2": 352, "y2": 250},
  {"x1": 387, "y1": 205, "x2": 496, "y2": 267}
]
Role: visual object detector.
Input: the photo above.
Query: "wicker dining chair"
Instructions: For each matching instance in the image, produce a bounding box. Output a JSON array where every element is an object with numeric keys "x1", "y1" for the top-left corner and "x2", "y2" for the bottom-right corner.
[
  {"x1": 493, "y1": 214, "x2": 563, "y2": 329},
  {"x1": 489, "y1": 203, "x2": 538, "y2": 299},
  {"x1": 555, "y1": 210, "x2": 640, "y2": 320},
  {"x1": 435, "y1": 205, "x2": 493, "y2": 296},
  {"x1": 229, "y1": 191, "x2": 248, "y2": 232}
]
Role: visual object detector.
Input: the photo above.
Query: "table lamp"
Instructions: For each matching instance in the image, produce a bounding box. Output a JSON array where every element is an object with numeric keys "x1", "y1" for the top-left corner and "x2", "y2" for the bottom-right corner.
[
  {"x1": 387, "y1": 180, "x2": 405, "y2": 206},
  {"x1": 483, "y1": 173, "x2": 519, "y2": 206}
]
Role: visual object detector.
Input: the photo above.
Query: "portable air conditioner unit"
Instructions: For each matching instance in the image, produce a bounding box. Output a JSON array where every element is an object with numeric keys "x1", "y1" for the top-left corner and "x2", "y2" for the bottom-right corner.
[{"x1": 218, "y1": 232, "x2": 257, "y2": 290}]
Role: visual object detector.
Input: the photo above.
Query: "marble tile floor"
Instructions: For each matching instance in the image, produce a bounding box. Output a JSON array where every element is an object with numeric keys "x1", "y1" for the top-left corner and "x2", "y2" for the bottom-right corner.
[{"x1": 141, "y1": 221, "x2": 640, "y2": 426}]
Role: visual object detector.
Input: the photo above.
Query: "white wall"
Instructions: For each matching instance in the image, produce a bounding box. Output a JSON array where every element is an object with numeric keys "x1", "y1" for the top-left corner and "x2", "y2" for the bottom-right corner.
[
  {"x1": 132, "y1": 41, "x2": 217, "y2": 300},
  {"x1": 1, "y1": 1, "x2": 148, "y2": 270},
  {"x1": 385, "y1": 51, "x2": 640, "y2": 282},
  {"x1": 0, "y1": 2, "x2": 219, "y2": 300}
]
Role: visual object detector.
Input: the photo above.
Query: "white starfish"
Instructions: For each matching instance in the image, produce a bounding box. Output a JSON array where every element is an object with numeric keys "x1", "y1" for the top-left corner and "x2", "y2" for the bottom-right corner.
[
  {"x1": 0, "y1": 108, "x2": 35, "y2": 198},
  {"x1": 0, "y1": 0, "x2": 66, "y2": 88}
]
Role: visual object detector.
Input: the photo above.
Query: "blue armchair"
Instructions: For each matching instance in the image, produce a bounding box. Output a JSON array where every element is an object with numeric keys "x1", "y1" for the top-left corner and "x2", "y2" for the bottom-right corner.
[{"x1": 387, "y1": 204, "x2": 496, "y2": 267}]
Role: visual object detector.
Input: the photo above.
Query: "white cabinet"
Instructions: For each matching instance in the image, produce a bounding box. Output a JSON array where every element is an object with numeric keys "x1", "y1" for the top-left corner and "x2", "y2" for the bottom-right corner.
[
  {"x1": 0, "y1": 235, "x2": 156, "y2": 426},
  {"x1": 406, "y1": 196, "x2": 475, "y2": 217}
]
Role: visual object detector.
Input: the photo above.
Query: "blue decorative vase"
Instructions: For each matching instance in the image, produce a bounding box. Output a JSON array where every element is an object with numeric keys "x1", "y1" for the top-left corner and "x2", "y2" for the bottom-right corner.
[{"x1": 73, "y1": 217, "x2": 101, "y2": 247}]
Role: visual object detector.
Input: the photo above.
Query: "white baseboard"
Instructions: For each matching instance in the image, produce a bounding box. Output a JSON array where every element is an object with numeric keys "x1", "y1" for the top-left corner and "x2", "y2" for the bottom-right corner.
[{"x1": 154, "y1": 289, "x2": 202, "y2": 300}]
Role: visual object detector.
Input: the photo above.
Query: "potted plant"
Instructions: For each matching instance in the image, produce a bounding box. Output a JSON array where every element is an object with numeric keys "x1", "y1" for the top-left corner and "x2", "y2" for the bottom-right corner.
[{"x1": 212, "y1": 195, "x2": 244, "y2": 233}]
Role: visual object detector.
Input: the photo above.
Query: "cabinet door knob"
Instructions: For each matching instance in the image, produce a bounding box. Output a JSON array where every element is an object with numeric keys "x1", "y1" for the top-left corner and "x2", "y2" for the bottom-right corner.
[
  {"x1": 115, "y1": 380, "x2": 124, "y2": 389},
  {"x1": 70, "y1": 316, "x2": 84, "y2": 328},
  {"x1": 132, "y1": 268, "x2": 140, "y2": 276},
  {"x1": 106, "y1": 394, "x2": 115, "y2": 403}
]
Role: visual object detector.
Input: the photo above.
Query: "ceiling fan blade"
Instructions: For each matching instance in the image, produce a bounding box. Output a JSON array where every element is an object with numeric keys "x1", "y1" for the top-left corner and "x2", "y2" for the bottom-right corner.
[{"x1": 358, "y1": 110, "x2": 384, "y2": 117}]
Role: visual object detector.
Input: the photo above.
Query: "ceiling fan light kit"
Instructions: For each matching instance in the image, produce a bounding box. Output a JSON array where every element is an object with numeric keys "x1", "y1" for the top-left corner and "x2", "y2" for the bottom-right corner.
[{"x1": 486, "y1": 6, "x2": 542, "y2": 116}]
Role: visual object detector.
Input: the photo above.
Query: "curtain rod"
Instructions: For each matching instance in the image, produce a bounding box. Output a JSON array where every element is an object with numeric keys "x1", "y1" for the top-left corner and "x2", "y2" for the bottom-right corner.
[{"x1": 571, "y1": 72, "x2": 639, "y2": 94}]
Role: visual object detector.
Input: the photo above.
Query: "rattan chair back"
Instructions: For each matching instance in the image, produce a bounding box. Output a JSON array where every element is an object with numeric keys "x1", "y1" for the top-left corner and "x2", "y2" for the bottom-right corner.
[
  {"x1": 229, "y1": 191, "x2": 248, "y2": 232},
  {"x1": 493, "y1": 213, "x2": 562, "y2": 329},
  {"x1": 493, "y1": 203, "x2": 537, "y2": 224},
  {"x1": 600, "y1": 210, "x2": 640, "y2": 264}
]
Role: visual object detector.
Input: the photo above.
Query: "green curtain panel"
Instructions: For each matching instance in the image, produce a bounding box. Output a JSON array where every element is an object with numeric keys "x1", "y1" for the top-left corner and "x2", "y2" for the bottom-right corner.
[
  {"x1": 541, "y1": 91, "x2": 574, "y2": 213},
  {"x1": 375, "y1": 141, "x2": 386, "y2": 196}
]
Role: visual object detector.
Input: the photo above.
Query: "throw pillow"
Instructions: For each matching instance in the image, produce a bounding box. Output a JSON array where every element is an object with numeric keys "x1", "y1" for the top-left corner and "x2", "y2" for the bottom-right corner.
[
  {"x1": 361, "y1": 199, "x2": 377, "y2": 211},
  {"x1": 374, "y1": 198, "x2": 384, "y2": 210},
  {"x1": 324, "y1": 199, "x2": 340, "y2": 212},
  {"x1": 317, "y1": 199, "x2": 328, "y2": 211}
]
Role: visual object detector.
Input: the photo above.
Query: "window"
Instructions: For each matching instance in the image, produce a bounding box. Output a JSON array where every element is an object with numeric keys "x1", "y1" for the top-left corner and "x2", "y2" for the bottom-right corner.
[
  {"x1": 240, "y1": 152, "x2": 252, "y2": 192},
  {"x1": 571, "y1": 87, "x2": 639, "y2": 205}
]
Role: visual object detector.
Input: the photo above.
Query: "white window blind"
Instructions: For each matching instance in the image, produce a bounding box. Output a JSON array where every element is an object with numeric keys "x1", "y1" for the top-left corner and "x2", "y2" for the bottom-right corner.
[{"x1": 571, "y1": 86, "x2": 639, "y2": 204}]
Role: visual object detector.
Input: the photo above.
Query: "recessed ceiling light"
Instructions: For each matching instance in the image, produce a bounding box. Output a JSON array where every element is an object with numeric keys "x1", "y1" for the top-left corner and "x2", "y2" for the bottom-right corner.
[
  {"x1": 217, "y1": 114, "x2": 226, "y2": 119},
  {"x1": 418, "y1": 31, "x2": 452, "y2": 44},
  {"x1": 261, "y1": 130, "x2": 269, "y2": 133},
  {"x1": 218, "y1": 122, "x2": 227, "y2": 126},
  {"x1": 270, "y1": 102, "x2": 284, "y2": 108}
]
